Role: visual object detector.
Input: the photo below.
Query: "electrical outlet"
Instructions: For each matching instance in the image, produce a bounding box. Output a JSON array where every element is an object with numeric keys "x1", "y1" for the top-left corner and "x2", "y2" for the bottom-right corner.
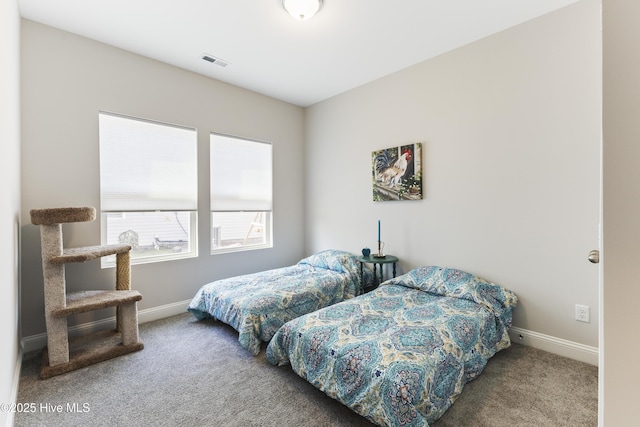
[{"x1": 575, "y1": 304, "x2": 590, "y2": 323}]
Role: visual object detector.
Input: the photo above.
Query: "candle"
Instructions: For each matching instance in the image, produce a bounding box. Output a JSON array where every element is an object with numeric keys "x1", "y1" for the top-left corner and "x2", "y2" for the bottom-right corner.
[{"x1": 378, "y1": 220, "x2": 380, "y2": 242}]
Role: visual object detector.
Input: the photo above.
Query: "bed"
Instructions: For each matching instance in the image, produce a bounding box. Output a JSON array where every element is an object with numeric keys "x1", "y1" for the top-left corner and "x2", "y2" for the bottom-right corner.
[
  {"x1": 188, "y1": 249, "x2": 372, "y2": 355},
  {"x1": 266, "y1": 265, "x2": 518, "y2": 427}
]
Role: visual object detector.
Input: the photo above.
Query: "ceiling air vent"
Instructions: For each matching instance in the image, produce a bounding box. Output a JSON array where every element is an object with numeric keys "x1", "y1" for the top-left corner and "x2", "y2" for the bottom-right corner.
[{"x1": 202, "y1": 54, "x2": 229, "y2": 68}]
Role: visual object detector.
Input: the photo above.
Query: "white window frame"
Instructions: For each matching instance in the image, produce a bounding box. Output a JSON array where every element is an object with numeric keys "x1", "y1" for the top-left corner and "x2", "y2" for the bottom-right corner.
[
  {"x1": 210, "y1": 133, "x2": 273, "y2": 254},
  {"x1": 99, "y1": 111, "x2": 198, "y2": 267}
]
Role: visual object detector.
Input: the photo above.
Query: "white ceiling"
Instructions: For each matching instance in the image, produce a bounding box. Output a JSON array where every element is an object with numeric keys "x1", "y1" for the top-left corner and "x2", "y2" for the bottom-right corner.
[{"x1": 18, "y1": 0, "x2": 580, "y2": 107}]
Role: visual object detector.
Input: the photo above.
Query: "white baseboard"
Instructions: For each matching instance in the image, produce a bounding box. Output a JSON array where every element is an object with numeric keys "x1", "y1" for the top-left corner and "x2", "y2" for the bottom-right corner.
[
  {"x1": 6, "y1": 345, "x2": 23, "y2": 427},
  {"x1": 21, "y1": 299, "x2": 191, "y2": 354},
  {"x1": 137, "y1": 299, "x2": 191, "y2": 324},
  {"x1": 509, "y1": 326, "x2": 599, "y2": 366}
]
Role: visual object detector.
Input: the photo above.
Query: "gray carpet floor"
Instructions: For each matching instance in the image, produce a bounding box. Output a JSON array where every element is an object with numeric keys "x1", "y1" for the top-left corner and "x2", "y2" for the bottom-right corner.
[{"x1": 15, "y1": 313, "x2": 598, "y2": 426}]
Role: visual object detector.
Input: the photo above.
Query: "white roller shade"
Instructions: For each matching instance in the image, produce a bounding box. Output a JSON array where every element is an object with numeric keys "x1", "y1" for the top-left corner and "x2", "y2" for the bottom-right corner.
[
  {"x1": 210, "y1": 133, "x2": 272, "y2": 212},
  {"x1": 99, "y1": 112, "x2": 197, "y2": 211}
]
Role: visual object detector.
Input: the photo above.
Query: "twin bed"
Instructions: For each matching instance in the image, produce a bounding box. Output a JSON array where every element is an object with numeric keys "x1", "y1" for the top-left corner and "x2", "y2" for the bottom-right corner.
[
  {"x1": 267, "y1": 265, "x2": 517, "y2": 426},
  {"x1": 188, "y1": 252, "x2": 518, "y2": 427},
  {"x1": 188, "y1": 249, "x2": 372, "y2": 355}
]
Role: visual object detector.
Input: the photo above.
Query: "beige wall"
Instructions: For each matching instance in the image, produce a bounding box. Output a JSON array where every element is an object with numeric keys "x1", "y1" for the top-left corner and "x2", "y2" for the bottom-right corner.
[
  {"x1": 0, "y1": 0, "x2": 21, "y2": 425},
  {"x1": 305, "y1": 0, "x2": 602, "y2": 350},
  {"x1": 602, "y1": 0, "x2": 640, "y2": 424},
  {"x1": 20, "y1": 20, "x2": 306, "y2": 337}
]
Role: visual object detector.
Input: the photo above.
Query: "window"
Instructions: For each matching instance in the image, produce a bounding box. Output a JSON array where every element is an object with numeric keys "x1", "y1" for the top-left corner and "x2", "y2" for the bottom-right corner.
[
  {"x1": 210, "y1": 133, "x2": 272, "y2": 253},
  {"x1": 99, "y1": 112, "x2": 198, "y2": 266}
]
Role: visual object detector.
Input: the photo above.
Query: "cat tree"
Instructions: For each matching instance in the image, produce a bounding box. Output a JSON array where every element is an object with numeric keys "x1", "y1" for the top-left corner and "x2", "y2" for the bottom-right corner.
[{"x1": 31, "y1": 206, "x2": 143, "y2": 379}]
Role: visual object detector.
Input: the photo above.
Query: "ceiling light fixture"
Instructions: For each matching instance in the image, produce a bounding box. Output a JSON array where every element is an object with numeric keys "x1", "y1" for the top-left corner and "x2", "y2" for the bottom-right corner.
[{"x1": 282, "y1": 0, "x2": 323, "y2": 21}]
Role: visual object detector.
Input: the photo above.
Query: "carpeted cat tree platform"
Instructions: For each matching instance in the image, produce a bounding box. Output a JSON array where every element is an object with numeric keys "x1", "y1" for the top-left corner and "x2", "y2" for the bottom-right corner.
[{"x1": 31, "y1": 207, "x2": 144, "y2": 379}]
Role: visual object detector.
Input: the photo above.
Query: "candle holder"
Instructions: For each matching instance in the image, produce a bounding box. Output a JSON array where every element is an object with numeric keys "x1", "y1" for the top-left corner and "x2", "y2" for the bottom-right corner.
[{"x1": 373, "y1": 240, "x2": 385, "y2": 258}]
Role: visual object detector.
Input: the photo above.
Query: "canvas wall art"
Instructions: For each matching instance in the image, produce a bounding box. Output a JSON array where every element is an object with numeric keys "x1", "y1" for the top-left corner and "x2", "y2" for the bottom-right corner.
[{"x1": 372, "y1": 143, "x2": 422, "y2": 201}]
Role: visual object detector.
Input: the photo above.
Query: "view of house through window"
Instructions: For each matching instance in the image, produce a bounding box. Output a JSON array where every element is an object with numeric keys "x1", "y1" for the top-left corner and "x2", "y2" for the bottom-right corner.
[
  {"x1": 210, "y1": 133, "x2": 273, "y2": 253},
  {"x1": 99, "y1": 112, "x2": 198, "y2": 266},
  {"x1": 102, "y1": 211, "x2": 196, "y2": 263}
]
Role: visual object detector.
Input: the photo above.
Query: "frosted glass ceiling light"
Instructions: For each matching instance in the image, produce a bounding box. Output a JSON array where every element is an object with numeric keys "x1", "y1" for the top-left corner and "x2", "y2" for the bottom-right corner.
[{"x1": 282, "y1": 0, "x2": 323, "y2": 21}]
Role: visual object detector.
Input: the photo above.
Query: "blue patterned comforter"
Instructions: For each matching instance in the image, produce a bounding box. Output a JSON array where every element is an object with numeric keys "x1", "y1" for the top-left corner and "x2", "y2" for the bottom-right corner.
[
  {"x1": 266, "y1": 266, "x2": 518, "y2": 426},
  {"x1": 188, "y1": 250, "x2": 370, "y2": 355}
]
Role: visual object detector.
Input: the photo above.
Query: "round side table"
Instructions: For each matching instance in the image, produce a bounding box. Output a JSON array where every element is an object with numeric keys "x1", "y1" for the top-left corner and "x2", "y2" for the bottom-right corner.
[{"x1": 357, "y1": 255, "x2": 399, "y2": 292}]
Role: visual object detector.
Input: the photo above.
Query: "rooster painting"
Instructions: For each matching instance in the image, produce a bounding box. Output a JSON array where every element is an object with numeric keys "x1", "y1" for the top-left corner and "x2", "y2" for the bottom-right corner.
[{"x1": 372, "y1": 143, "x2": 422, "y2": 201}]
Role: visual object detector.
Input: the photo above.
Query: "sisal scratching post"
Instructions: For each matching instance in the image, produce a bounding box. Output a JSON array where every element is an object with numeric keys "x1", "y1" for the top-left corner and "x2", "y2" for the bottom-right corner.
[
  {"x1": 31, "y1": 206, "x2": 144, "y2": 379},
  {"x1": 115, "y1": 251, "x2": 131, "y2": 332}
]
